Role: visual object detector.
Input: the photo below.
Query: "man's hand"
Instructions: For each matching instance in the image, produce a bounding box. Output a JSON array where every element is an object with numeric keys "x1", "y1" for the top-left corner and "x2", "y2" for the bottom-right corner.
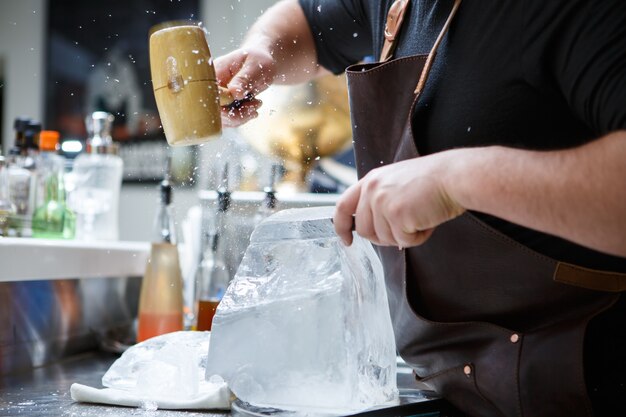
[
  {"x1": 212, "y1": 0, "x2": 325, "y2": 129},
  {"x1": 334, "y1": 154, "x2": 465, "y2": 247},
  {"x1": 214, "y1": 48, "x2": 273, "y2": 128}
]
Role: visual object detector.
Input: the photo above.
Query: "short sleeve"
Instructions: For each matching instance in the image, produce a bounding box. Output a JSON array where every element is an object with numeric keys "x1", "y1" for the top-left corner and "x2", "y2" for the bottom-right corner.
[
  {"x1": 298, "y1": 0, "x2": 374, "y2": 74},
  {"x1": 522, "y1": 0, "x2": 626, "y2": 135}
]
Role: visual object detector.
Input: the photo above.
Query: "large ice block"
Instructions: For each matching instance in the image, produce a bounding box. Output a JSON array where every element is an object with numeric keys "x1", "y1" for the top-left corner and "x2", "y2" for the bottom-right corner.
[{"x1": 206, "y1": 206, "x2": 397, "y2": 414}]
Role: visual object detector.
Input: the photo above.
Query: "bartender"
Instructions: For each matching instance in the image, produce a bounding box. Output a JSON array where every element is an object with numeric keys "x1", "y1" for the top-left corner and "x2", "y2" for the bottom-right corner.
[{"x1": 214, "y1": 0, "x2": 626, "y2": 416}]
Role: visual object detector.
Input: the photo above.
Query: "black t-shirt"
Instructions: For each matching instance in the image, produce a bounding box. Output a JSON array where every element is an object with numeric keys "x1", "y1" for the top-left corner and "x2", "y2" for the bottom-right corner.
[
  {"x1": 299, "y1": 0, "x2": 626, "y2": 273},
  {"x1": 299, "y1": 0, "x2": 626, "y2": 414}
]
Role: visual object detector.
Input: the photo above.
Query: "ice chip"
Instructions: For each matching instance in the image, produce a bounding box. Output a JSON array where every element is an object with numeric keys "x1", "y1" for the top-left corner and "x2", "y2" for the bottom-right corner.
[
  {"x1": 102, "y1": 331, "x2": 214, "y2": 401},
  {"x1": 140, "y1": 400, "x2": 159, "y2": 411},
  {"x1": 206, "y1": 206, "x2": 398, "y2": 414}
]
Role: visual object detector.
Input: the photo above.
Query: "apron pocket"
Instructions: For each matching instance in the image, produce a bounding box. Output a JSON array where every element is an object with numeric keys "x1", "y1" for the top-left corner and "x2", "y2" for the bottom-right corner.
[
  {"x1": 415, "y1": 363, "x2": 508, "y2": 417},
  {"x1": 395, "y1": 296, "x2": 523, "y2": 417}
]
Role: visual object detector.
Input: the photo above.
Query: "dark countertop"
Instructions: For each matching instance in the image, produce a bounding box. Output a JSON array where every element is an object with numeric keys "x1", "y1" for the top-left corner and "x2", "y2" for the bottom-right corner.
[
  {"x1": 0, "y1": 352, "x2": 460, "y2": 417},
  {"x1": 0, "y1": 352, "x2": 227, "y2": 417}
]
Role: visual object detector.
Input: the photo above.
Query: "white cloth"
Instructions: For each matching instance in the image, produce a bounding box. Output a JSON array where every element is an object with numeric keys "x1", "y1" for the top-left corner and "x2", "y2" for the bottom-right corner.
[
  {"x1": 70, "y1": 382, "x2": 232, "y2": 410},
  {"x1": 70, "y1": 331, "x2": 231, "y2": 410}
]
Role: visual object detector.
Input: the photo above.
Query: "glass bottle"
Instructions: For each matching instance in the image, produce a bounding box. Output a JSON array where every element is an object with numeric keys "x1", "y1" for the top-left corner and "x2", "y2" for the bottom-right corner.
[
  {"x1": 136, "y1": 176, "x2": 184, "y2": 342},
  {"x1": 194, "y1": 166, "x2": 231, "y2": 331},
  {"x1": 0, "y1": 156, "x2": 16, "y2": 236},
  {"x1": 32, "y1": 131, "x2": 76, "y2": 239},
  {"x1": 70, "y1": 112, "x2": 123, "y2": 241},
  {"x1": 7, "y1": 119, "x2": 40, "y2": 237},
  {"x1": 34, "y1": 131, "x2": 66, "y2": 207},
  {"x1": 153, "y1": 175, "x2": 177, "y2": 244},
  {"x1": 187, "y1": 205, "x2": 213, "y2": 328}
]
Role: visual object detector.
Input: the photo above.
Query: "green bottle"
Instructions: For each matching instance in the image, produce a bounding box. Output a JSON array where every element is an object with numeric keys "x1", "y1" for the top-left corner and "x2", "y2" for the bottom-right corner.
[
  {"x1": 32, "y1": 170, "x2": 76, "y2": 239},
  {"x1": 32, "y1": 131, "x2": 75, "y2": 239}
]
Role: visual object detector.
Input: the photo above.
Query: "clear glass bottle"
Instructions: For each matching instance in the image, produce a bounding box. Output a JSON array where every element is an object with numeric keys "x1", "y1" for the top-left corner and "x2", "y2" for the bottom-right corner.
[
  {"x1": 136, "y1": 176, "x2": 184, "y2": 342},
  {"x1": 7, "y1": 119, "x2": 40, "y2": 237},
  {"x1": 70, "y1": 112, "x2": 123, "y2": 241},
  {"x1": 0, "y1": 156, "x2": 16, "y2": 236},
  {"x1": 194, "y1": 167, "x2": 231, "y2": 331},
  {"x1": 32, "y1": 131, "x2": 75, "y2": 239}
]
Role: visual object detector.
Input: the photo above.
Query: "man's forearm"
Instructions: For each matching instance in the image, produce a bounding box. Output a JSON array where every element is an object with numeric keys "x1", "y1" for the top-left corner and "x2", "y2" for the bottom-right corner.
[
  {"x1": 447, "y1": 131, "x2": 626, "y2": 257},
  {"x1": 242, "y1": 0, "x2": 328, "y2": 84}
]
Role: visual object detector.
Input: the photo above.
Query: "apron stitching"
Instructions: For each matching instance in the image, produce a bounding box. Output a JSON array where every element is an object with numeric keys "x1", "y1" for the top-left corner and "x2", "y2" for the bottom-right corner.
[
  {"x1": 466, "y1": 213, "x2": 626, "y2": 280},
  {"x1": 416, "y1": 364, "x2": 509, "y2": 417},
  {"x1": 577, "y1": 295, "x2": 620, "y2": 417},
  {"x1": 554, "y1": 274, "x2": 621, "y2": 291},
  {"x1": 515, "y1": 336, "x2": 524, "y2": 417},
  {"x1": 404, "y1": 87, "x2": 422, "y2": 158},
  {"x1": 561, "y1": 263, "x2": 626, "y2": 279},
  {"x1": 471, "y1": 374, "x2": 509, "y2": 417},
  {"x1": 346, "y1": 55, "x2": 428, "y2": 76},
  {"x1": 522, "y1": 297, "x2": 616, "y2": 334},
  {"x1": 466, "y1": 214, "x2": 626, "y2": 280},
  {"x1": 415, "y1": 363, "x2": 466, "y2": 382},
  {"x1": 399, "y1": 261, "x2": 523, "y2": 333},
  {"x1": 464, "y1": 213, "x2": 557, "y2": 264}
]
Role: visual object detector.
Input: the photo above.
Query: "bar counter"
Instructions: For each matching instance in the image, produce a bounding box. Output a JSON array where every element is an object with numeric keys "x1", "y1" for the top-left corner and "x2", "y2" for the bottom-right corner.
[{"x1": 0, "y1": 351, "x2": 464, "y2": 417}]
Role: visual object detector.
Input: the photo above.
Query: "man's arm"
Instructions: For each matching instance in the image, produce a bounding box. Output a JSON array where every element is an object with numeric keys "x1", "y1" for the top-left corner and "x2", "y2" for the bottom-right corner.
[
  {"x1": 334, "y1": 131, "x2": 626, "y2": 258},
  {"x1": 214, "y1": 0, "x2": 329, "y2": 127},
  {"x1": 452, "y1": 131, "x2": 626, "y2": 257}
]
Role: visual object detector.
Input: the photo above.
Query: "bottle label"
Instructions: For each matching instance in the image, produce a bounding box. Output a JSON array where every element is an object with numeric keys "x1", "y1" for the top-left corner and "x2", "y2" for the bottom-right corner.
[{"x1": 10, "y1": 176, "x2": 31, "y2": 214}]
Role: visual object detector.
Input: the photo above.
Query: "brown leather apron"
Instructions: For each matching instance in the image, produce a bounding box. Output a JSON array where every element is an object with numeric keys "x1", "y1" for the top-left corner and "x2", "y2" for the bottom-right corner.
[{"x1": 345, "y1": 1, "x2": 626, "y2": 416}]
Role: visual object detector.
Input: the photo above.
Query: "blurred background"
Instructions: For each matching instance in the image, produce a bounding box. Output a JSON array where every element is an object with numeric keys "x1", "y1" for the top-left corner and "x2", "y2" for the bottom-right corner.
[
  {"x1": 0, "y1": 0, "x2": 356, "y2": 241},
  {"x1": 0, "y1": 0, "x2": 359, "y2": 378}
]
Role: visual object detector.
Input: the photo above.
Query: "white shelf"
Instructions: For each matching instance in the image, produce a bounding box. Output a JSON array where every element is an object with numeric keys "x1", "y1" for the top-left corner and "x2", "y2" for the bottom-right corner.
[{"x1": 0, "y1": 238, "x2": 150, "y2": 282}]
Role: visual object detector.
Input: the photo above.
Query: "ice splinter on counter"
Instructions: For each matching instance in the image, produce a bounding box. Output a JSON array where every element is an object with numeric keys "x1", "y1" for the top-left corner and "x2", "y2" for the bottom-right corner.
[
  {"x1": 103, "y1": 331, "x2": 213, "y2": 401},
  {"x1": 206, "y1": 206, "x2": 398, "y2": 414},
  {"x1": 69, "y1": 331, "x2": 232, "y2": 410}
]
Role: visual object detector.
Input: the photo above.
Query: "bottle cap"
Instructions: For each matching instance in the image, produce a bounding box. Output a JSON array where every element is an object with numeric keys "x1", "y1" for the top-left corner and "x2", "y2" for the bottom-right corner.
[
  {"x1": 217, "y1": 163, "x2": 231, "y2": 213},
  {"x1": 85, "y1": 112, "x2": 115, "y2": 153},
  {"x1": 160, "y1": 179, "x2": 173, "y2": 206},
  {"x1": 12, "y1": 117, "x2": 33, "y2": 150},
  {"x1": 13, "y1": 117, "x2": 32, "y2": 133},
  {"x1": 24, "y1": 121, "x2": 42, "y2": 150},
  {"x1": 39, "y1": 130, "x2": 60, "y2": 151}
]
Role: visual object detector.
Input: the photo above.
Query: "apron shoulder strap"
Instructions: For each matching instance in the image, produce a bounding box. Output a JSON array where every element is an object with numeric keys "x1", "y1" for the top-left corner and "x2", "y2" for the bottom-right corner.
[
  {"x1": 380, "y1": 0, "x2": 411, "y2": 62},
  {"x1": 414, "y1": 0, "x2": 462, "y2": 95},
  {"x1": 379, "y1": 0, "x2": 462, "y2": 95}
]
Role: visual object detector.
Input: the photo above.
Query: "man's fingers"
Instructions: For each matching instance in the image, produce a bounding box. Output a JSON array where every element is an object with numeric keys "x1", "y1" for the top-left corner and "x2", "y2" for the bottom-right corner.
[
  {"x1": 221, "y1": 99, "x2": 262, "y2": 128},
  {"x1": 214, "y1": 52, "x2": 244, "y2": 87},
  {"x1": 227, "y1": 58, "x2": 273, "y2": 100},
  {"x1": 214, "y1": 51, "x2": 259, "y2": 101},
  {"x1": 390, "y1": 226, "x2": 434, "y2": 248},
  {"x1": 334, "y1": 183, "x2": 362, "y2": 246},
  {"x1": 371, "y1": 207, "x2": 395, "y2": 246},
  {"x1": 355, "y1": 198, "x2": 376, "y2": 243}
]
